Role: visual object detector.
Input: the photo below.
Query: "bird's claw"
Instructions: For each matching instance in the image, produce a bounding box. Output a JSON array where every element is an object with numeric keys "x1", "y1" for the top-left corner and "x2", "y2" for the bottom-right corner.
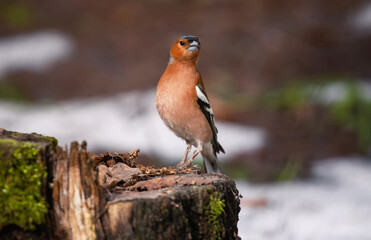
[
  {"x1": 175, "y1": 162, "x2": 201, "y2": 172},
  {"x1": 175, "y1": 162, "x2": 190, "y2": 170}
]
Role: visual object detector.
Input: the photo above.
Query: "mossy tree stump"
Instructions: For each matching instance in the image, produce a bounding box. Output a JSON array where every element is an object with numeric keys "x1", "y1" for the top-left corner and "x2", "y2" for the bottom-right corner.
[
  {"x1": 0, "y1": 129, "x2": 57, "y2": 234},
  {"x1": 0, "y1": 129, "x2": 241, "y2": 240}
]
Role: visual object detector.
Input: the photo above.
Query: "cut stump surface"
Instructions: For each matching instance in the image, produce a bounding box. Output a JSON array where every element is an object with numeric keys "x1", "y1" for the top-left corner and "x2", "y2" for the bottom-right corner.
[{"x1": 0, "y1": 129, "x2": 241, "y2": 240}]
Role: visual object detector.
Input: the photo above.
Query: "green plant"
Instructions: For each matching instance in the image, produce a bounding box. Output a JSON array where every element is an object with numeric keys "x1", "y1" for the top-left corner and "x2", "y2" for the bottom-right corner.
[
  {"x1": 262, "y1": 79, "x2": 371, "y2": 154},
  {"x1": 330, "y1": 83, "x2": 371, "y2": 153},
  {"x1": 223, "y1": 165, "x2": 251, "y2": 180},
  {"x1": 204, "y1": 191, "x2": 225, "y2": 240},
  {"x1": 0, "y1": 139, "x2": 47, "y2": 230},
  {"x1": 0, "y1": 82, "x2": 27, "y2": 102},
  {"x1": 261, "y1": 83, "x2": 313, "y2": 111},
  {"x1": 277, "y1": 157, "x2": 302, "y2": 182},
  {"x1": 0, "y1": 3, "x2": 33, "y2": 28}
]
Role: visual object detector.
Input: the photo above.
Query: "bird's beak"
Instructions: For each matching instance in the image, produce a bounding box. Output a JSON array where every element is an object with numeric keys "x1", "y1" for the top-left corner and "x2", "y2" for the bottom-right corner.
[{"x1": 188, "y1": 41, "x2": 200, "y2": 51}]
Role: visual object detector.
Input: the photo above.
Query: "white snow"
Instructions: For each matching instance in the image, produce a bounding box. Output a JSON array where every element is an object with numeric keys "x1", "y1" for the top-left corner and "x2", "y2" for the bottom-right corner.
[
  {"x1": 237, "y1": 158, "x2": 371, "y2": 240},
  {"x1": 0, "y1": 89, "x2": 266, "y2": 162},
  {"x1": 0, "y1": 31, "x2": 73, "y2": 78},
  {"x1": 351, "y1": 2, "x2": 371, "y2": 32}
]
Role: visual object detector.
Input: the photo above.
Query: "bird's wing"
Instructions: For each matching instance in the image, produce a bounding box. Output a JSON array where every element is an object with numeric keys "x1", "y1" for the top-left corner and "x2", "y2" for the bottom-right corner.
[{"x1": 195, "y1": 84, "x2": 225, "y2": 154}]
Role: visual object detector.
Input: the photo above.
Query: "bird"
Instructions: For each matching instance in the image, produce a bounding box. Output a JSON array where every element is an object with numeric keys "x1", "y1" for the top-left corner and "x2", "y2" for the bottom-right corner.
[{"x1": 156, "y1": 35, "x2": 224, "y2": 174}]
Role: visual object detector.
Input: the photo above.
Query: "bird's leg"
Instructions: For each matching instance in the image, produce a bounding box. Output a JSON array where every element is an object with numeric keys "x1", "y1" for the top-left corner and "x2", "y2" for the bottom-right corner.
[
  {"x1": 185, "y1": 144, "x2": 203, "y2": 167},
  {"x1": 177, "y1": 144, "x2": 192, "y2": 167}
]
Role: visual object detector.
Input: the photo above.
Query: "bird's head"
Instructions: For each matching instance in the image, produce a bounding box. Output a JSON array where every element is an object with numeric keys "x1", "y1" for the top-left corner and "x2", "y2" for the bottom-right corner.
[{"x1": 169, "y1": 35, "x2": 200, "y2": 63}]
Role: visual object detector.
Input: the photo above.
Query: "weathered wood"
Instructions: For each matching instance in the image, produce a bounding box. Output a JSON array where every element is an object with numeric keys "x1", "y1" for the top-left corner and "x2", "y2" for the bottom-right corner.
[
  {"x1": 0, "y1": 130, "x2": 241, "y2": 240},
  {"x1": 52, "y1": 142, "x2": 104, "y2": 240}
]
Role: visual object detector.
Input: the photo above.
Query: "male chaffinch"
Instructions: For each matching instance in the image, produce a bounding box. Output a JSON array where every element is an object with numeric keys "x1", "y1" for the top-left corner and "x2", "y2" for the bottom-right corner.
[{"x1": 156, "y1": 35, "x2": 224, "y2": 173}]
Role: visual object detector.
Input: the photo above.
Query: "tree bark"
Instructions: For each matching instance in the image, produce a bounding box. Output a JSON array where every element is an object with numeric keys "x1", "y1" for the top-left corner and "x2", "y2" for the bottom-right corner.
[
  {"x1": 101, "y1": 173, "x2": 240, "y2": 240},
  {"x1": 0, "y1": 129, "x2": 241, "y2": 240}
]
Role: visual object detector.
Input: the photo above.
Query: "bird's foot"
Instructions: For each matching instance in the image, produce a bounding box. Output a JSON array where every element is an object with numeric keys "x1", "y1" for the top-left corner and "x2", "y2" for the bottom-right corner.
[
  {"x1": 175, "y1": 162, "x2": 189, "y2": 170},
  {"x1": 175, "y1": 162, "x2": 201, "y2": 172}
]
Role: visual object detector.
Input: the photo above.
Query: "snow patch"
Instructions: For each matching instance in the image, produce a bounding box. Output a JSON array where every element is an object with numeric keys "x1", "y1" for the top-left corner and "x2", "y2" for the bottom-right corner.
[
  {"x1": 0, "y1": 89, "x2": 265, "y2": 162},
  {"x1": 351, "y1": 2, "x2": 371, "y2": 31},
  {"x1": 237, "y1": 158, "x2": 371, "y2": 240},
  {"x1": 0, "y1": 31, "x2": 73, "y2": 78}
]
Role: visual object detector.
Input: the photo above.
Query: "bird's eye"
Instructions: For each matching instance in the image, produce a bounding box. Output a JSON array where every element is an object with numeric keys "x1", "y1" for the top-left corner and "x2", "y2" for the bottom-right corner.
[{"x1": 179, "y1": 41, "x2": 185, "y2": 46}]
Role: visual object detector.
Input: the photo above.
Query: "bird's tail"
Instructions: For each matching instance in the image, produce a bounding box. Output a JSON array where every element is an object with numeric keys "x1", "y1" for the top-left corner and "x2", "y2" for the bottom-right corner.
[{"x1": 201, "y1": 143, "x2": 223, "y2": 174}]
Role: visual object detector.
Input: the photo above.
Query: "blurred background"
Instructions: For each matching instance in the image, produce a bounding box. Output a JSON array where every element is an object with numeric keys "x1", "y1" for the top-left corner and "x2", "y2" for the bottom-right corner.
[{"x1": 0, "y1": 0, "x2": 371, "y2": 239}]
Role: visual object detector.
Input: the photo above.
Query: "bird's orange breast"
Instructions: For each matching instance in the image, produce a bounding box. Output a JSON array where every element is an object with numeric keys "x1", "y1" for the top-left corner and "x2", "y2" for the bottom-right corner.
[{"x1": 156, "y1": 62, "x2": 212, "y2": 144}]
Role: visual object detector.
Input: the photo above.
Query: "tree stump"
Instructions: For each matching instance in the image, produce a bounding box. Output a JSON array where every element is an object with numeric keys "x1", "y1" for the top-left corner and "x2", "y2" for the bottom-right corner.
[{"x1": 0, "y1": 129, "x2": 241, "y2": 240}]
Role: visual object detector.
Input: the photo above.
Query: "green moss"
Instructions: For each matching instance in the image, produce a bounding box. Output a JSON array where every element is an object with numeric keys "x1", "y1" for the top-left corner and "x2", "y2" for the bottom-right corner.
[
  {"x1": 34, "y1": 134, "x2": 58, "y2": 148},
  {"x1": 0, "y1": 139, "x2": 47, "y2": 230},
  {"x1": 4, "y1": 131, "x2": 58, "y2": 148},
  {"x1": 204, "y1": 191, "x2": 225, "y2": 240}
]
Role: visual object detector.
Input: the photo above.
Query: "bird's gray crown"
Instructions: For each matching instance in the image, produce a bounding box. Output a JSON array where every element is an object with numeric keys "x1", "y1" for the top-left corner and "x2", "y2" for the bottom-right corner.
[{"x1": 180, "y1": 35, "x2": 199, "y2": 42}]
